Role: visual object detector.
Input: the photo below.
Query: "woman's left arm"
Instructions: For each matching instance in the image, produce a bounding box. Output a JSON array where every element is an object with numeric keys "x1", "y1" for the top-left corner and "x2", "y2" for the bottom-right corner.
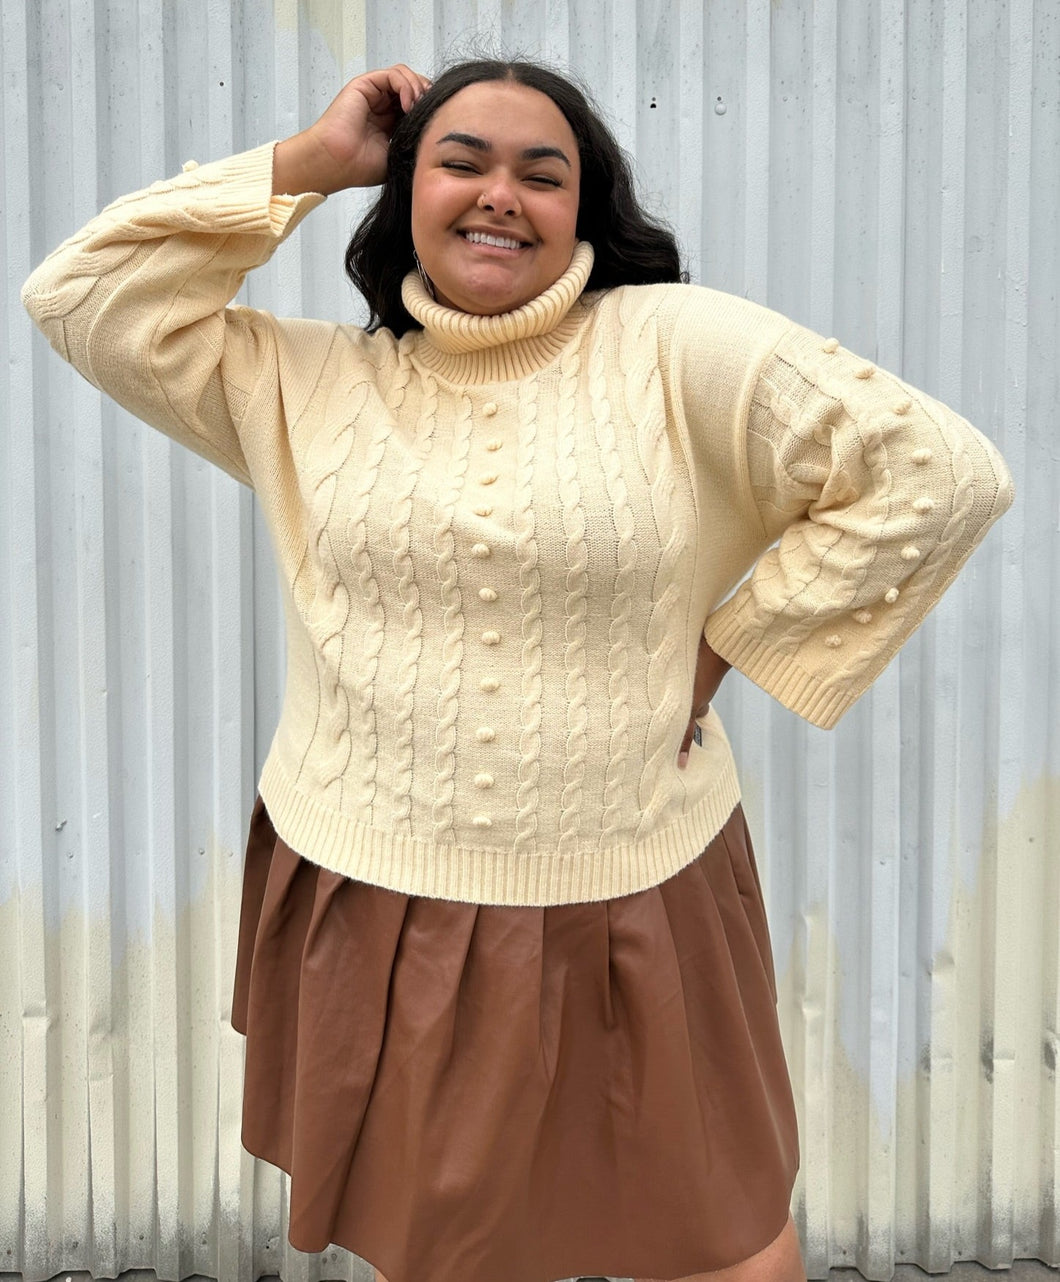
[{"x1": 697, "y1": 319, "x2": 1014, "y2": 729}]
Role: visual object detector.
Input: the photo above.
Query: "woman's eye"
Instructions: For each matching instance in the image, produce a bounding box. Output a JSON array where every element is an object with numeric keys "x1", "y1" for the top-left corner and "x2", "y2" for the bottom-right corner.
[
  {"x1": 442, "y1": 161, "x2": 478, "y2": 173},
  {"x1": 528, "y1": 175, "x2": 562, "y2": 187}
]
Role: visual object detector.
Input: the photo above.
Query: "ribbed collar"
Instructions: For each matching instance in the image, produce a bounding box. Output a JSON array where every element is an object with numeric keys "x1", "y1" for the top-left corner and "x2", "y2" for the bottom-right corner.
[{"x1": 402, "y1": 241, "x2": 595, "y2": 384}]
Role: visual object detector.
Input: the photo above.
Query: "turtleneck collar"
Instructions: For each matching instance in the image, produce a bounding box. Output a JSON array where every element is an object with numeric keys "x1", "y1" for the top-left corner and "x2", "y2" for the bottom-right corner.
[{"x1": 401, "y1": 241, "x2": 595, "y2": 384}]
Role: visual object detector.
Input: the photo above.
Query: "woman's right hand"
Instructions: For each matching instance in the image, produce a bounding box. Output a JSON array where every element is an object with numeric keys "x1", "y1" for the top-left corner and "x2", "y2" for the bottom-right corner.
[{"x1": 272, "y1": 64, "x2": 432, "y2": 198}]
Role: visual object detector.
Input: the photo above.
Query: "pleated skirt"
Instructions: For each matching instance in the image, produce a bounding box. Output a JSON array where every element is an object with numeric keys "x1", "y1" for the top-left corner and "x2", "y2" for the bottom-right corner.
[{"x1": 231, "y1": 796, "x2": 799, "y2": 1282}]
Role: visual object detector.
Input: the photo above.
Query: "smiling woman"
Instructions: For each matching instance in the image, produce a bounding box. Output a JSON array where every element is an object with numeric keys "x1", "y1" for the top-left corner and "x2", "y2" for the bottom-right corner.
[
  {"x1": 22, "y1": 53, "x2": 1012, "y2": 1282},
  {"x1": 341, "y1": 59, "x2": 687, "y2": 335},
  {"x1": 408, "y1": 81, "x2": 580, "y2": 314}
]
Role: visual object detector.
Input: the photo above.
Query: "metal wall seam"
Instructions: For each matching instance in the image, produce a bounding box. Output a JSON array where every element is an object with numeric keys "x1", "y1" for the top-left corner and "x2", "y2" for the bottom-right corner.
[
  {"x1": 1032, "y1": 6, "x2": 1060, "y2": 1254},
  {"x1": 990, "y1": 0, "x2": 1034, "y2": 1266},
  {"x1": 675, "y1": 1, "x2": 704, "y2": 281},
  {"x1": 742, "y1": 0, "x2": 769, "y2": 303},
  {"x1": 807, "y1": 0, "x2": 836, "y2": 337},
  {"x1": 785, "y1": 7, "x2": 838, "y2": 1272},
  {"x1": 609, "y1": 0, "x2": 636, "y2": 159},
  {"x1": 7, "y1": 0, "x2": 50, "y2": 1270},
  {"x1": 68, "y1": 0, "x2": 120, "y2": 1272},
  {"x1": 1049, "y1": 852, "x2": 1060, "y2": 1266},
  {"x1": 863, "y1": 6, "x2": 907, "y2": 1276},
  {"x1": 0, "y1": 0, "x2": 36, "y2": 1261},
  {"x1": 130, "y1": 0, "x2": 183, "y2": 1263},
  {"x1": 918, "y1": 0, "x2": 969, "y2": 1270},
  {"x1": 146, "y1": 426, "x2": 182, "y2": 1282},
  {"x1": 542, "y1": 0, "x2": 570, "y2": 70}
]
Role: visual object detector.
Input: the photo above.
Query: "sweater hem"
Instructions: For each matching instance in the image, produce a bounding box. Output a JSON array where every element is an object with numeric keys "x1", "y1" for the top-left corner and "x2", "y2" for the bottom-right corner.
[{"x1": 257, "y1": 752, "x2": 743, "y2": 907}]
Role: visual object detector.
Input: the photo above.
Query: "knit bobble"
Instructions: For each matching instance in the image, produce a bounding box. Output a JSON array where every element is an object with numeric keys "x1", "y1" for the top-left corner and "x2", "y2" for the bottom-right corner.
[
  {"x1": 471, "y1": 543, "x2": 491, "y2": 558},
  {"x1": 479, "y1": 473, "x2": 498, "y2": 486},
  {"x1": 474, "y1": 505, "x2": 493, "y2": 517},
  {"x1": 480, "y1": 677, "x2": 500, "y2": 692},
  {"x1": 481, "y1": 630, "x2": 501, "y2": 646},
  {"x1": 901, "y1": 545, "x2": 921, "y2": 561},
  {"x1": 885, "y1": 588, "x2": 900, "y2": 604},
  {"x1": 478, "y1": 587, "x2": 498, "y2": 602},
  {"x1": 911, "y1": 448, "x2": 933, "y2": 464},
  {"x1": 472, "y1": 815, "x2": 493, "y2": 828},
  {"x1": 913, "y1": 496, "x2": 935, "y2": 514},
  {"x1": 481, "y1": 402, "x2": 498, "y2": 417},
  {"x1": 182, "y1": 159, "x2": 199, "y2": 172},
  {"x1": 825, "y1": 635, "x2": 843, "y2": 648},
  {"x1": 822, "y1": 337, "x2": 840, "y2": 353},
  {"x1": 474, "y1": 773, "x2": 495, "y2": 789},
  {"x1": 855, "y1": 363, "x2": 876, "y2": 379},
  {"x1": 486, "y1": 439, "x2": 503, "y2": 451},
  {"x1": 476, "y1": 726, "x2": 496, "y2": 743},
  {"x1": 894, "y1": 398, "x2": 912, "y2": 415},
  {"x1": 854, "y1": 609, "x2": 873, "y2": 624}
]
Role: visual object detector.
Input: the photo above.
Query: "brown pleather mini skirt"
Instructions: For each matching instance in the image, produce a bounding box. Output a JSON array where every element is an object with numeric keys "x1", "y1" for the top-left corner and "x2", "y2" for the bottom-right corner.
[{"x1": 232, "y1": 796, "x2": 799, "y2": 1282}]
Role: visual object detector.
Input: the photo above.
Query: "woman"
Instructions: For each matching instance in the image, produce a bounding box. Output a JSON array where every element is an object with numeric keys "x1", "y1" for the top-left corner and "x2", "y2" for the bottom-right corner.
[{"x1": 23, "y1": 59, "x2": 1011, "y2": 1282}]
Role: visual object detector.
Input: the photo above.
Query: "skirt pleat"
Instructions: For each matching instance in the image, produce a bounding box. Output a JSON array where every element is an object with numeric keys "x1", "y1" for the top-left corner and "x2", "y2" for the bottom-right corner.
[{"x1": 232, "y1": 796, "x2": 799, "y2": 1282}]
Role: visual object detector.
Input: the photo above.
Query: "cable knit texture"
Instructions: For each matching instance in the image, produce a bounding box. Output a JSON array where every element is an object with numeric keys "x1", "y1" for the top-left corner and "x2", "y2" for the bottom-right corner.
[{"x1": 22, "y1": 143, "x2": 1014, "y2": 905}]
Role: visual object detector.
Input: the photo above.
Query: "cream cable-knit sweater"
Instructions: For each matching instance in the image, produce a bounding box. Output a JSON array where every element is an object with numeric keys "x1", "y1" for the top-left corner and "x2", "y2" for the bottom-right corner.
[{"x1": 23, "y1": 143, "x2": 1013, "y2": 906}]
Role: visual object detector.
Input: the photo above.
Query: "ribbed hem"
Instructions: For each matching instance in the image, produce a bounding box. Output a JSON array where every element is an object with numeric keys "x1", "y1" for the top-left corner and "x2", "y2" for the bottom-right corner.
[
  {"x1": 704, "y1": 609, "x2": 853, "y2": 730},
  {"x1": 257, "y1": 752, "x2": 743, "y2": 907}
]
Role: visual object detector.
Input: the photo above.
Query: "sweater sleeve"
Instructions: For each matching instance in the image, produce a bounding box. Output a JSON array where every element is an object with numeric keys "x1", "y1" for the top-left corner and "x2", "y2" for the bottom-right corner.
[
  {"x1": 20, "y1": 144, "x2": 324, "y2": 486},
  {"x1": 703, "y1": 322, "x2": 1014, "y2": 729}
]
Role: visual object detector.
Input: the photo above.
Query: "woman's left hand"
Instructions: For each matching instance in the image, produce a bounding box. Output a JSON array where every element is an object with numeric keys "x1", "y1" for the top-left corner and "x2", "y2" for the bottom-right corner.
[{"x1": 678, "y1": 636, "x2": 732, "y2": 768}]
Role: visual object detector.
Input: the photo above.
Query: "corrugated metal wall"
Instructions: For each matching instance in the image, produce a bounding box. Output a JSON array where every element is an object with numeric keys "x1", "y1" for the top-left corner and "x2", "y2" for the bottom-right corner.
[{"x1": 2, "y1": 1, "x2": 1057, "y2": 1279}]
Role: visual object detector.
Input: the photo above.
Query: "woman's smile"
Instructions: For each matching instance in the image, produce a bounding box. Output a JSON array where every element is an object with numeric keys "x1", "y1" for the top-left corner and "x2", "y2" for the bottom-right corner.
[
  {"x1": 410, "y1": 80, "x2": 581, "y2": 315},
  {"x1": 459, "y1": 228, "x2": 531, "y2": 252}
]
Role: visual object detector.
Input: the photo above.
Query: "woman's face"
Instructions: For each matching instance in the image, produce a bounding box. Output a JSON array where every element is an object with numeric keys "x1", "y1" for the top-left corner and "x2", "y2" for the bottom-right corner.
[{"x1": 410, "y1": 80, "x2": 581, "y2": 315}]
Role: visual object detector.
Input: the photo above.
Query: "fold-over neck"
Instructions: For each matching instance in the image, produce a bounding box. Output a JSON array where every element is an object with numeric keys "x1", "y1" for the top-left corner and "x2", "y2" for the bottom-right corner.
[{"x1": 401, "y1": 241, "x2": 595, "y2": 384}]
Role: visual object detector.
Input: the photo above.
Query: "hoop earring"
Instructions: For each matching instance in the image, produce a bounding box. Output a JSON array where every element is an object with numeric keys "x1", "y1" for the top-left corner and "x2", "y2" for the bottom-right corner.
[{"x1": 413, "y1": 251, "x2": 436, "y2": 301}]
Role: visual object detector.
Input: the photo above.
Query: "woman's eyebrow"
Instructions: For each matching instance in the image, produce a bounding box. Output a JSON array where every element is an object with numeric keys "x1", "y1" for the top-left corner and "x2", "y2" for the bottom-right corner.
[
  {"x1": 436, "y1": 131, "x2": 571, "y2": 168},
  {"x1": 522, "y1": 145, "x2": 571, "y2": 167}
]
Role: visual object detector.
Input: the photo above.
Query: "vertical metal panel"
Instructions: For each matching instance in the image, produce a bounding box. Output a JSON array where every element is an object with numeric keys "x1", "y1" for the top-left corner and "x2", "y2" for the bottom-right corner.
[
  {"x1": 1, "y1": 0, "x2": 38, "y2": 1273},
  {"x1": 2, "y1": 2, "x2": 1058, "y2": 1280}
]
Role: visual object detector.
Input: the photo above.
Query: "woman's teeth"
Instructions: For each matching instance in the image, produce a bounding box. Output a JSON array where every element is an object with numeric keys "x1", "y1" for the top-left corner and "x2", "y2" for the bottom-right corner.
[{"x1": 463, "y1": 231, "x2": 524, "y2": 250}]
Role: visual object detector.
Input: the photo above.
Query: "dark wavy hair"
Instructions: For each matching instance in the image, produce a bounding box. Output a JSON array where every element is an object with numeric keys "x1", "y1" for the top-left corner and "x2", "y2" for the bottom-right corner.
[{"x1": 345, "y1": 58, "x2": 688, "y2": 335}]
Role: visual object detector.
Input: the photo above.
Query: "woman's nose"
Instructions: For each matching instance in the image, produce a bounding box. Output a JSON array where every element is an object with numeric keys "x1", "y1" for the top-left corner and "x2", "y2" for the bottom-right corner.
[{"x1": 477, "y1": 181, "x2": 520, "y2": 217}]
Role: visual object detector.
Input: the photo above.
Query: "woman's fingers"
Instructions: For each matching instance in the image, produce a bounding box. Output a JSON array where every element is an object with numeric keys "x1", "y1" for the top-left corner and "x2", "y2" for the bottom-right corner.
[
  {"x1": 358, "y1": 63, "x2": 431, "y2": 116},
  {"x1": 387, "y1": 63, "x2": 433, "y2": 111}
]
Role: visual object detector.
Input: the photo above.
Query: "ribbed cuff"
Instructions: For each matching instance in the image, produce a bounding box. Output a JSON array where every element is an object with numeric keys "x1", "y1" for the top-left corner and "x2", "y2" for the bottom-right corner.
[
  {"x1": 704, "y1": 608, "x2": 855, "y2": 730},
  {"x1": 167, "y1": 143, "x2": 325, "y2": 238}
]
